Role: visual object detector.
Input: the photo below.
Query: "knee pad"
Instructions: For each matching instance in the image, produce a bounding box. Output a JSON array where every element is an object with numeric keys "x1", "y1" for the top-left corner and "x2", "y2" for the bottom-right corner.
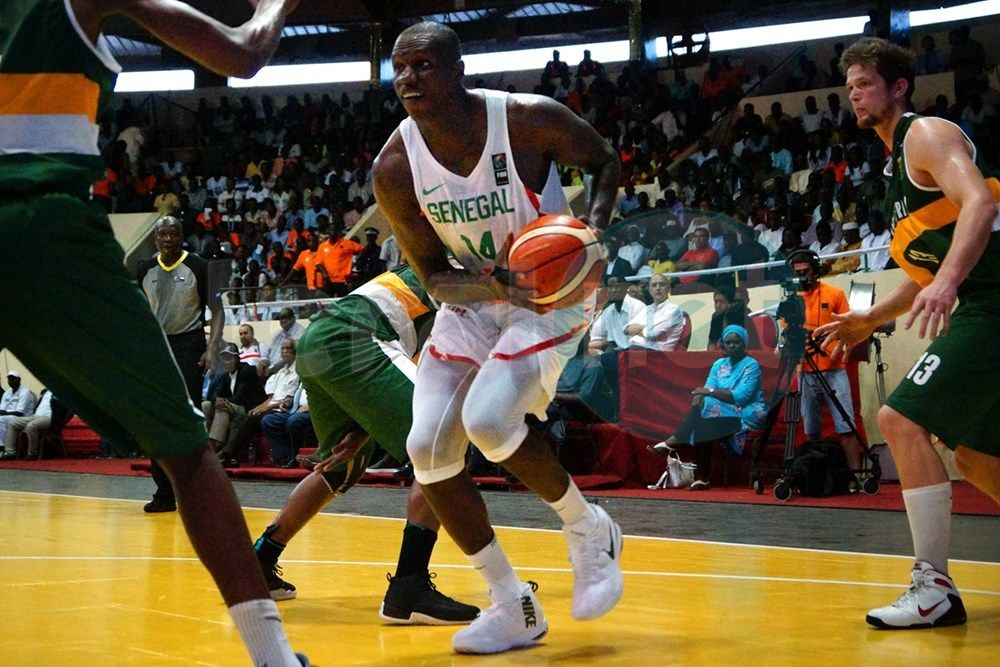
[
  {"x1": 461, "y1": 400, "x2": 527, "y2": 463},
  {"x1": 405, "y1": 426, "x2": 467, "y2": 485},
  {"x1": 319, "y1": 446, "x2": 372, "y2": 494}
]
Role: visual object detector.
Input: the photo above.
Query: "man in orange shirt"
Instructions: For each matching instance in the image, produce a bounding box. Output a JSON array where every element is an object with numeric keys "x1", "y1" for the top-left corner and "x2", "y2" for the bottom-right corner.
[
  {"x1": 788, "y1": 249, "x2": 863, "y2": 472},
  {"x1": 316, "y1": 221, "x2": 363, "y2": 296},
  {"x1": 289, "y1": 234, "x2": 324, "y2": 291}
]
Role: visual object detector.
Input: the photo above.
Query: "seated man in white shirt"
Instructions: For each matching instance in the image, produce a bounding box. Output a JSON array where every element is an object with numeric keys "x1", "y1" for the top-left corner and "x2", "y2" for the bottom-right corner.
[
  {"x1": 859, "y1": 211, "x2": 892, "y2": 272},
  {"x1": 266, "y1": 308, "x2": 306, "y2": 377},
  {"x1": 624, "y1": 274, "x2": 686, "y2": 351},
  {"x1": 617, "y1": 224, "x2": 649, "y2": 274},
  {"x1": 588, "y1": 278, "x2": 646, "y2": 354},
  {"x1": 0, "y1": 371, "x2": 37, "y2": 459},
  {"x1": 237, "y1": 323, "x2": 269, "y2": 376},
  {"x1": 2, "y1": 388, "x2": 53, "y2": 459}
]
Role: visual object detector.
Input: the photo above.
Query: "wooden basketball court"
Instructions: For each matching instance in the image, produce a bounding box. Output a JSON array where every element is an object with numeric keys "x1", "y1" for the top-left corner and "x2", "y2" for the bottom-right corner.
[{"x1": 1, "y1": 488, "x2": 997, "y2": 665}]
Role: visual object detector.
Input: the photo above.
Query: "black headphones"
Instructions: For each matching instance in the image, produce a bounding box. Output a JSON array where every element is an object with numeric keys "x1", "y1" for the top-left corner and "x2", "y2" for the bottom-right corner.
[{"x1": 785, "y1": 248, "x2": 821, "y2": 274}]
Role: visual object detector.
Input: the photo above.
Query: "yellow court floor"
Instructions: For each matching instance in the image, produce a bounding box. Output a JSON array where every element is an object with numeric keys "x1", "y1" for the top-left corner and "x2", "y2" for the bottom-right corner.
[{"x1": 0, "y1": 489, "x2": 997, "y2": 666}]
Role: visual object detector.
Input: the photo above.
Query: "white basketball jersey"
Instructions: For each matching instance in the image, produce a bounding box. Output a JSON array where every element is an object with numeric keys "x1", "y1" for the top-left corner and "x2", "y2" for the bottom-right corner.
[{"x1": 399, "y1": 89, "x2": 568, "y2": 277}]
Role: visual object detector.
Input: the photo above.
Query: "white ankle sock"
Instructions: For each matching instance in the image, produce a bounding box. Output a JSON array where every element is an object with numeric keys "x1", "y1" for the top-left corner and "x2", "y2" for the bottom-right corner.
[
  {"x1": 902, "y1": 481, "x2": 952, "y2": 574},
  {"x1": 547, "y1": 480, "x2": 597, "y2": 533},
  {"x1": 469, "y1": 536, "x2": 524, "y2": 604},
  {"x1": 228, "y1": 598, "x2": 299, "y2": 667}
]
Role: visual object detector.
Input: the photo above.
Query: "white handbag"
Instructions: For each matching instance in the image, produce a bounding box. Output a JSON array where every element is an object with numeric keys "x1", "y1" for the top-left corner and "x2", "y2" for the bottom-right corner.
[{"x1": 647, "y1": 447, "x2": 697, "y2": 489}]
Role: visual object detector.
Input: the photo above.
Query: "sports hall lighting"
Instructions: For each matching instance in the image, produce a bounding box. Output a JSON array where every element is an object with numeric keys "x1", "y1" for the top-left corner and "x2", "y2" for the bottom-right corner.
[
  {"x1": 220, "y1": 2, "x2": 1000, "y2": 87},
  {"x1": 463, "y1": 41, "x2": 628, "y2": 75},
  {"x1": 910, "y1": 0, "x2": 1000, "y2": 26},
  {"x1": 228, "y1": 61, "x2": 369, "y2": 88},
  {"x1": 114, "y1": 69, "x2": 194, "y2": 92}
]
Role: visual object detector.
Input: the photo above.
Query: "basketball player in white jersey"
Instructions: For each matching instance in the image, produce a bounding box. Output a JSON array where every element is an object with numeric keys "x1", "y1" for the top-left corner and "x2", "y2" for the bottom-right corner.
[{"x1": 373, "y1": 23, "x2": 624, "y2": 654}]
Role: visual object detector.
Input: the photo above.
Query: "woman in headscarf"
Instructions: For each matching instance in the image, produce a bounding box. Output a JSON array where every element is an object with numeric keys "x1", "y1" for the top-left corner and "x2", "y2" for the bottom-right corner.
[{"x1": 651, "y1": 324, "x2": 768, "y2": 489}]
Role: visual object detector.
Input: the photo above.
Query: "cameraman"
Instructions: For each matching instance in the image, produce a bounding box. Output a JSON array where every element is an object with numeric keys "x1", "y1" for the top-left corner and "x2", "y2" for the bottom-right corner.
[{"x1": 786, "y1": 249, "x2": 864, "y2": 473}]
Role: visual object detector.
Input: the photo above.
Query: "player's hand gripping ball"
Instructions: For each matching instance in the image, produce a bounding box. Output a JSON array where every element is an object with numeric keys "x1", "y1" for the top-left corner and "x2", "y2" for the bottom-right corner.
[{"x1": 507, "y1": 214, "x2": 606, "y2": 309}]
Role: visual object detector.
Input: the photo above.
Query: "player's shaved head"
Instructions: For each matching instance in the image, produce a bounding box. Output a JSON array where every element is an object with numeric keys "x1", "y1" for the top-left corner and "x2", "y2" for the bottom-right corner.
[{"x1": 393, "y1": 22, "x2": 462, "y2": 64}]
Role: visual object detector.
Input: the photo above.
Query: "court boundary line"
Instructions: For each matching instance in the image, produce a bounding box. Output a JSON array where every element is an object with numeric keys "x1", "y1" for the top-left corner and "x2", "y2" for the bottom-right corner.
[
  {"x1": 1, "y1": 554, "x2": 997, "y2": 596},
  {"x1": 2, "y1": 488, "x2": 998, "y2": 567}
]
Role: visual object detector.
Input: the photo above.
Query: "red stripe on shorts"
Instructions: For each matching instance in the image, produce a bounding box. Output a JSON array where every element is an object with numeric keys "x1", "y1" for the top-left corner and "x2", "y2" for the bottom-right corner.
[
  {"x1": 428, "y1": 344, "x2": 481, "y2": 368},
  {"x1": 524, "y1": 186, "x2": 541, "y2": 214},
  {"x1": 489, "y1": 323, "x2": 587, "y2": 361}
]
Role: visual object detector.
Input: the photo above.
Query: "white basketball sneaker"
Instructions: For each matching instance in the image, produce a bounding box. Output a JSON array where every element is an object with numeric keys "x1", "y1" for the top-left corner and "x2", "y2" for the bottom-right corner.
[
  {"x1": 451, "y1": 581, "x2": 548, "y2": 654},
  {"x1": 866, "y1": 561, "x2": 967, "y2": 629},
  {"x1": 564, "y1": 504, "x2": 624, "y2": 620}
]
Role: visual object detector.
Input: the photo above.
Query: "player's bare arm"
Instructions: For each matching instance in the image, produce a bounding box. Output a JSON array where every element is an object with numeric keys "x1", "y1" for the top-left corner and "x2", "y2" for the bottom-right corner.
[
  {"x1": 902, "y1": 117, "x2": 999, "y2": 338},
  {"x1": 507, "y1": 95, "x2": 621, "y2": 230},
  {"x1": 815, "y1": 279, "x2": 921, "y2": 361},
  {"x1": 74, "y1": 0, "x2": 299, "y2": 78},
  {"x1": 373, "y1": 132, "x2": 508, "y2": 305}
]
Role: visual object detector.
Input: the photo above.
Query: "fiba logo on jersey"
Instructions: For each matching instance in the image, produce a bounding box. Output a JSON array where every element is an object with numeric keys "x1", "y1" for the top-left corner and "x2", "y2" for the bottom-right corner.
[{"x1": 492, "y1": 153, "x2": 510, "y2": 186}]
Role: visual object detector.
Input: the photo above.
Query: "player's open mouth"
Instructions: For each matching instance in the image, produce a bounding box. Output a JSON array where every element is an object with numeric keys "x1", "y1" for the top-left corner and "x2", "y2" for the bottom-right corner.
[{"x1": 402, "y1": 92, "x2": 423, "y2": 100}]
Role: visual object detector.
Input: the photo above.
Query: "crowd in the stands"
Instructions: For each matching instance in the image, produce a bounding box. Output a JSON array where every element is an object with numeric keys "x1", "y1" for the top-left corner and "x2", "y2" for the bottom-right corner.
[{"x1": 91, "y1": 25, "x2": 996, "y2": 316}]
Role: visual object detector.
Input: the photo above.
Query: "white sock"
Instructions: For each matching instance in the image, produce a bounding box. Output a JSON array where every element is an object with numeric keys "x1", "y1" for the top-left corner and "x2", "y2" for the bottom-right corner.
[
  {"x1": 469, "y1": 536, "x2": 524, "y2": 604},
  {"x1": 902, "y1": 481, "x2": 952, "y2": 574},
  {"x1": 547, "y1": 480, "x2": 598, "y2": 533},
  {"x1": 228, "y1": 598, "x2": 299, "y2": 667}
]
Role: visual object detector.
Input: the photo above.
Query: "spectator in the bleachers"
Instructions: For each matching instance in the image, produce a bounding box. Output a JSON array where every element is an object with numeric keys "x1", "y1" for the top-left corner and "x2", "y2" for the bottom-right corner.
[
  {"x1": 765, "y1": 101, "x2": 792, "y2": 135},
  {"x1": 643, "y1": 241, "x2": 676, "y2": 276},
  {"x1": 205, "y1": 170, "x2": 226, "y2": 198},
  {"x1": 354, "y1": 227, "x2": 386, "y2": 285},
  {"x1": 732, "y1": 103, "x2": 763, "y2": 138},
  {"x1": 769, "y1": 136, "x2": 793, "y2": 175},
  {"x1": 730, "y1": 225, "x2": 770, "y2": 275},
  {"x1": 651, "y1": 100, "x2": 684, "y2": 143},
  {"x1": 827, "y1": 222, "x2": 862, "y2": 275},
  {"x1": 0, "y1": 371, "x2": 37, "y2": 460},
  {"x1": 343, "y1": 196, "x2": 366, "y2": 228},
  {"x1": 576, "y1": 49, "x2": 604, "y2": 79},
  {"x1": 217, "y1": 176, "x2": 243, "y2": 210},
  {"x1": 800, "y1": 95, "x2": 824, "y2": 135},
  {"x1": 629, "y1": 191, "x2": 652, "y2": 218},
  {"x1": 753, "y1": 203, "x2": 784, "y2": 256},
  {"x1": 809, "y1": 219, "x2": 839, "y2": 259},
  {"x1": 287, "y1": 233, "x2": 324, "y2": 291},
  {"x1": 347, "y1": 165, "x2": 374, "y2": 206},
  {"x1": 824, "y1": 92, "x2": 854, "y2": 129},
  {"x1": 589, "y1": 278, "x2": 645, "y2": 354},
  {"x1": 788, "y1": 52, "x2": 819, "y2": 90},
  {"x1": 316, "y1": 220, "x2": 363, "y2": 297},
  {"x1": 676, "y1": 227, "x2": 720, "y2": 283},
  {"x1": 915, "y1": 34, "x2": 945, "y2": 75},
  {"x1": 658, "y1": 218, "x2": 686, "y2": 261},
  {"x1": 265, "y1": 309, "x2": 305, "y2": 377},
  {"x1": 196, "y1": 198, "x2": 222, "y2": 232},
  {"x1": 822, "y1": 144, "x2": 849, "y2": 184},
  {"x1": 625, "y1": 273, "x2": 685, "y2": 351},
  {"x1": 153, "y1": 181, "x2": 179, "y2": 216},
  {"x1": 959, "y1": 92, "x2": 996, "y2": 143},
  {"x1": 617, "y1": 183, "x2": 640, "y2": 218},
  {"x1": 237, "y1": 324, "x2": 269, "y2": 375},
  {"x1": 205, "y1": 343, "x2": 267, "y2": 467},
  {"x1": 602, "y1": 239, "x2": 634, "y2": 284},
  {"x1": 859, "y1": 211, "x2": 891, "y2": 272},
  {"x1": 220, "y1": 197, "x2": 244, "y2": 237},
  {"x1": 690, "y1": 136, "x2": 718, "y2": 168},
  {"x1": 2, "y1": 388, "x2": 54, "y2": 460},
  {"x1": 302, "y1": 195, "x2": 328, "y2": 231},
  {"x1": 770, "y1": 228, "x2": 804, "y2": 275},
  {"x1": 379, "y1": 233, "x2": 402, "y2": 271},
  {"x1": 542, "y1": 49, "x2": 570, "y2": 82},
  {"x1": 618, "y1": 224, "x2": 649, "y2": 274},
  {"x1": 245, "y1": 174, "x2": 270, "y2": 204},
  {"x1": 248, "y1": 338, "x2": 300, "y2": 460},
  {"x1": 650, "y1": 324, "x2": 768, "y2": 490},
  {"x1": 261, "y1": 384, "x2": 312, "y2": 468},
  {"x1": 707, "y1": 285, "x2": 760, "y2": 349},
  {"x1": 741, "y1": 63, "x2": 769, "y2": 94}
]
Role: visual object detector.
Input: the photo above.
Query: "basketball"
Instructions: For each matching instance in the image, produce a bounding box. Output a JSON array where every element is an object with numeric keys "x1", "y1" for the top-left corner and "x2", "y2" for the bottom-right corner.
[{"x1": 507, "y1": 214, "x2": 605, "y2": 309}]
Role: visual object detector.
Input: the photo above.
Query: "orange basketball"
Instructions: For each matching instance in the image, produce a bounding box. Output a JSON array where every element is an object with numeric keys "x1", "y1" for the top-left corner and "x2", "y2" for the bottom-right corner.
[{"x1": 507, "y1": 214, "x2": 605, "y2": 309}]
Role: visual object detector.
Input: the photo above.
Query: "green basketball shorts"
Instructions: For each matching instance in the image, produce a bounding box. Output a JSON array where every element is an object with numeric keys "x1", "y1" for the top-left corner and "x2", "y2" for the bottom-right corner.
[
  {"x1": 0, "y1": 192, "x2": 207, "y2": 459},
  {"x1": 885, "y1": 289, "x2": 1000, "y2": 456}
]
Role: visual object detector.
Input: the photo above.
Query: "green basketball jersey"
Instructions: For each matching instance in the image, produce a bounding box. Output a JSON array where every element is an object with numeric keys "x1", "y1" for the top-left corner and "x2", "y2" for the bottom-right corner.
[
  {"x1": 0, "y1": 0, "x2": 121, "y2": 193},
  {"x1": 883, "y1": 113, "x2": 1000, "y2": 292}
]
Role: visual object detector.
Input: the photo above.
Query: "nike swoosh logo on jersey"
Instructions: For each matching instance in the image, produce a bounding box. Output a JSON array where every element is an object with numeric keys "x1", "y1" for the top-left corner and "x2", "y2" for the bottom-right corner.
[
  {"x1": 606, "y1": 525, "x2": 616, "y2": 560},
  {"x1": 422, "y1": 183, "x2": 444, "y2": 195},
  {"x1": 918, "y1": 600, "x2": 945, "y2": 617}
]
